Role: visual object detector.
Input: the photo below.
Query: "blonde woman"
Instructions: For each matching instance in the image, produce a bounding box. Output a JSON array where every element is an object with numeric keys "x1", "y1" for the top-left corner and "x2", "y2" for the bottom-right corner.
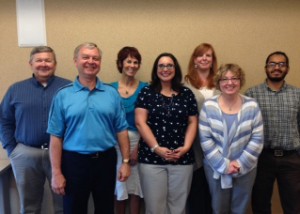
[{"x1": 200, "y1": 64, "x2": 263, "y2": 214}]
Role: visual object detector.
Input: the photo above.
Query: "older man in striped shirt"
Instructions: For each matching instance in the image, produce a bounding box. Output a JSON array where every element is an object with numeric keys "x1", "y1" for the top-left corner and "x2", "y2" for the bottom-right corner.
[{"x1": 0, "y1": 46, "x2": 71, "y2": 214}]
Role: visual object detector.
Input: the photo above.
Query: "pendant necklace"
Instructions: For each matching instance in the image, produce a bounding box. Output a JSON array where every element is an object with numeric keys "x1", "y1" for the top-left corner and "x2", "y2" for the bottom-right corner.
[
  {"x1": 221, "y1": 95, "x2": 240, "y2": 111},
  {"x1": 161, "y1": 94, "x2": 175, "y2": 117},
  {"x1": 124, "y1": 85, "x2": 130, "y2": 95},
  {"x1": 121, "y1": 79, "x2": 136, "y2": 96},
  {"x1": 228, "y1": 99, "x2": 235, "y2": 111}
]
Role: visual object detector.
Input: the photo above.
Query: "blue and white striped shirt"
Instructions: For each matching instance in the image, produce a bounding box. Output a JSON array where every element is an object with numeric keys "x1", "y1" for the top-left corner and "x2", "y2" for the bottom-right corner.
[{"x1": 199, "y1": 94, "x2": 263, "y2": 186}]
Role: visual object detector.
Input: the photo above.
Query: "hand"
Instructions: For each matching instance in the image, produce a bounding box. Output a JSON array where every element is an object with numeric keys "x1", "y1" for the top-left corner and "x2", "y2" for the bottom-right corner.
[
  {"x1": 228, "y1": 160, "x2": 240, "y2": 174},
  {"x1": 155, "y1": 146, "x2": 177, "y2": 162},
  {"x1": 51, "y1": 173, "x2": 66, "y2": 195},
  {"x1": 130, "y1": 146, "x2": 138, "y2": 166},
  {"x1": 118, "y1": 163, "x2": 131, "y2": 182},
  {"x1": 170, "y1": 146, "x2": 189, "y2": 161}
]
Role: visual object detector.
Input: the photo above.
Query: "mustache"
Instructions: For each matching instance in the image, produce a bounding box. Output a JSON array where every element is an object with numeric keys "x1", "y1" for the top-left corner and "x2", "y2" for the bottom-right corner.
[{"x1": 271, "y1": 69, "x2": 283, "y2": 73}]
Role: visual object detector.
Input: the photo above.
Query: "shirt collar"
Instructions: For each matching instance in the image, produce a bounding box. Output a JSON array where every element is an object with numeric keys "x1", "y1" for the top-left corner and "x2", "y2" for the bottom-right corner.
[
  {"x1": 73, "y1": 76, "x2": 105, "y2": 92},
  {"x1": 264, "y1": 79, "x2": 287, "y2": 92},
  {"x1": 31, "y1": 74, "x2": 55, "y2": 87}
]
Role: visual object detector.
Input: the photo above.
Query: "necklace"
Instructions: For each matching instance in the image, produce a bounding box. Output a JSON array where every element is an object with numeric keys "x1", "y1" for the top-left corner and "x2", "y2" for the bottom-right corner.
[
  {"x1": 160, "y1": 94, "x2": 175, "y2": 117},
  {"x1": 120, "y1": 79, "x2": 136, "y2": 96},
  {"x1": 220, "y1": 95, "x2": 241, "y2": 112},
  {"x1": 124, "y1": 84, "x2": 131, "y2": 95}
]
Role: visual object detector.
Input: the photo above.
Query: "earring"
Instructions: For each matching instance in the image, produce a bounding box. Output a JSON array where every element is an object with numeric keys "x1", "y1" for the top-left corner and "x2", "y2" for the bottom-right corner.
[{"x1": 194, "y1": 64, "x2": 198, "y2": 69}]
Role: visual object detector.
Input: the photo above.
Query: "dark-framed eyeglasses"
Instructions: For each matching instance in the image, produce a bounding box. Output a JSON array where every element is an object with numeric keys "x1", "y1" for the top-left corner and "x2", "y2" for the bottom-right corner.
[
  {"x1": 266, "y1": 62, "x2": 287, "y2": 69},
  {"x1": 157, "y1": 64, "x2": 175, "y2": 71}
]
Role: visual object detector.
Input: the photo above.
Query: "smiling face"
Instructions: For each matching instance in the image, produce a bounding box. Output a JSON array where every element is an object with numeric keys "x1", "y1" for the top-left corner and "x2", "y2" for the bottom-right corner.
[
  {"x1": 74, "y1": 47, "x2": 101, "y2": 79},
  {"x1": 30, "y1": 52, "x2": 56, "y2": 84},
  {"x1": 194, "y1": 48, "x2": 213, "y2": 72},
  {"x1": 122, "y1": 56, "x2": 140, "y2": 78},
  {"x1": 265, "y1": 54, "x2": 289, "y2": 82},
  {"x1": 157, "y1": 56, "x2": 175, "y2": 83},
  {"x1": 219, "y1": 71, "x2": 241, "y2": 96}
]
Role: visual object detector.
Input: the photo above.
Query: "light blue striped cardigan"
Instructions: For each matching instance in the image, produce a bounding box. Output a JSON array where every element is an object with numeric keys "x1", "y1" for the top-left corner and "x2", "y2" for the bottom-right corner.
[{"x1": 199, "y1": 94, "x2": 263, "y2": 188}]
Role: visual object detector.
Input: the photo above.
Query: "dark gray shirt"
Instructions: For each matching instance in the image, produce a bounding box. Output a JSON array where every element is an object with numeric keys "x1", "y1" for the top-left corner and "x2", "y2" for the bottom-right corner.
[{"x1": 245, "y1": 81, "x2": 300, "y2": 150}]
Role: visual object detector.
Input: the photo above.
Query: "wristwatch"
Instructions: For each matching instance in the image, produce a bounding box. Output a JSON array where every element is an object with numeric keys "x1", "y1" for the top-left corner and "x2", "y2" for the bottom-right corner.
[
  {"x1": 150, "y1": 144, "x2": 159, "y2": 153},
  {"x1": 122, "y1": 159, "x2": 130, "y2": 164}
]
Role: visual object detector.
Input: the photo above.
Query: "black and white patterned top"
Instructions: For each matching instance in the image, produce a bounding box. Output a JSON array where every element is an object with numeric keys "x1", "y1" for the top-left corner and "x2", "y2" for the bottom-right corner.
[{"x1": 136, "y1": 86, "x2": 198, "y2": 165}]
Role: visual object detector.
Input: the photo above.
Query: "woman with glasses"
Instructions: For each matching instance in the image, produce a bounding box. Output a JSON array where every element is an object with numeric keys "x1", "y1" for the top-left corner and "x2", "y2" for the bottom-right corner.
[
  {"x1": 199, "y1": 64, "x2": 264, "y2": 214},
  {"x1": 111, "y1": 46, "x2": 147, "y2": 214},
  {"x1": 135, "y1": 53, "x2": 198, "y2": 214},
  {"x1": 184, "y1": 43, "x2": 220, "y2": 214}
]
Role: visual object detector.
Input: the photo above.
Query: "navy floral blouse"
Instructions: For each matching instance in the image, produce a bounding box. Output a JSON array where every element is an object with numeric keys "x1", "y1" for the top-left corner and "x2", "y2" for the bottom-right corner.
[{"x1": 136, "y1": 86, "x2": 198, "y2": 165}]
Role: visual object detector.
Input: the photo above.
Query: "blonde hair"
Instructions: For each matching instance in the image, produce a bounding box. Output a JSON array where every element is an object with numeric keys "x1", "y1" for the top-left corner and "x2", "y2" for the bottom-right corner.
[
  {"x1": 214, "y1": 63, "x2": 245, "y2": 90},
  {"x1": 73, "y1": 42, "x2": 102, "y2": 60}
]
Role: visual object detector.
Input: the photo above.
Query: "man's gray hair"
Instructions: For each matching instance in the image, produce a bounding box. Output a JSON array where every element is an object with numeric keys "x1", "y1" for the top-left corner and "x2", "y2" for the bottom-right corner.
[{"x1": 73, "y1": 42, "x2": 102, "y2": 60}]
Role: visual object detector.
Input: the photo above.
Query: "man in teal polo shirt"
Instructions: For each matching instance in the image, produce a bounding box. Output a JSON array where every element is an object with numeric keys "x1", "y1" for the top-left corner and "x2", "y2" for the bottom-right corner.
[{"x1": 47, "y1": 42, "x2": 130, "y2": 214}]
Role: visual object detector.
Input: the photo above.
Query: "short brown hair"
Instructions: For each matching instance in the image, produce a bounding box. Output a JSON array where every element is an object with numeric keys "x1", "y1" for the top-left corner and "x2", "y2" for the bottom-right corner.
[
  {"x1": 214, "y1": 63, "x2": 245, "y2": 90},
  {"x1": 116, "y1": 46, "x2": 141, "y2": 73},
  {"x1": 29, "y1": 46, "x2": 56, "y2": 63}
]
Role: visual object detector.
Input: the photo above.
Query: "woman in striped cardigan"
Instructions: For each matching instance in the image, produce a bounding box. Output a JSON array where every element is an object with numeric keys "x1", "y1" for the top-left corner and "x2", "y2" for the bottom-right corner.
[{"x1": 199, "y1": 64, "x2": 264, "y2": 214}]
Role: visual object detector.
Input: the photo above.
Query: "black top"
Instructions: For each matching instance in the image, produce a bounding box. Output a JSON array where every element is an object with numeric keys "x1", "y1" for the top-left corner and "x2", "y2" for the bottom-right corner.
[{"x1": 136, "y1": 86, "x2": 198, "y2": 165}]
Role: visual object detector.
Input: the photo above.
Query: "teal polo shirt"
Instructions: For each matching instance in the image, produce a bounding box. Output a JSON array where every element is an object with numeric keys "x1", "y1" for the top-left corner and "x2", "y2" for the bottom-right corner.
[{"x1": 47, "y1": 76, "x2": 128, "y2": 154}]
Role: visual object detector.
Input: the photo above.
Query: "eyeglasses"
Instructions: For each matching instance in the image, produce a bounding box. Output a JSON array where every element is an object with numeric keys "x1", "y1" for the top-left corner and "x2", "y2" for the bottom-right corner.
[
  {"x1": 266, "y1": 62, "x2": 287, "y2": 69},
  {"x1": 157, "y1": 64, "x2": 175, "y2": 70},
  {"x1": 219, "y1": 77, "x2": 240, "y2": 84}
]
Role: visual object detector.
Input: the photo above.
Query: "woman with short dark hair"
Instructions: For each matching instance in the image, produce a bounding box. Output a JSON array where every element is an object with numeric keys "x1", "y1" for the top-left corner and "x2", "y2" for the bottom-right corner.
[{"x1": 111, "y1": 46, "x2": 147, "y2": 214}]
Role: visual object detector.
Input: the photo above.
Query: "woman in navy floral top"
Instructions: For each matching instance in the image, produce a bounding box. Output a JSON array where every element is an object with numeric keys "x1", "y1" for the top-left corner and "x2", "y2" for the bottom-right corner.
[{"x1": 135, "y1": 53, "x2": 198, "y2": 214}]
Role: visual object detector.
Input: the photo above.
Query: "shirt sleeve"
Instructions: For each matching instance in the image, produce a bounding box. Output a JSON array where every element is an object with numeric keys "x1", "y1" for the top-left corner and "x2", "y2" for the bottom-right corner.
[
  {"x1": 135, "y1": 86, "x2": 150, "y2": 110},
  {"x1": 113, "y1": 92, "x2": 128, "y2": 133},
  {"x1": 0, "y1": 88, "x2": 18, "y2": 155},
  {"x1": 236, "y1": 102, "x2": 264, "y2": 175},
  {"x1": 186, "y1": 88, "x2": 198, "y2": 116},
  {"x1": 47, "y1": 92, "x2": 66, "y2": 138},
  {"x1": 199, "y1": 101, "x2": 230, "y2": 174}
]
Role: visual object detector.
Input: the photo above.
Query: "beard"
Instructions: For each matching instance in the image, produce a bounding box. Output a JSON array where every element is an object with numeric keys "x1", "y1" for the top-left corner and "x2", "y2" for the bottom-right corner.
[{"x1": 266, "y1": 71, "x2": 287, "y2": 82}]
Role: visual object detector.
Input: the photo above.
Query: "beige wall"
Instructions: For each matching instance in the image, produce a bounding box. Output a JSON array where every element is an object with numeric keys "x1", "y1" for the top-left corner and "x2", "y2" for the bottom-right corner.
[
  {"x1": 1, "y1": 1, "x2": 297, "y2": 212},
  {"x1": 1, "y1": 0, "x2": 300, "y2": 99}
]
